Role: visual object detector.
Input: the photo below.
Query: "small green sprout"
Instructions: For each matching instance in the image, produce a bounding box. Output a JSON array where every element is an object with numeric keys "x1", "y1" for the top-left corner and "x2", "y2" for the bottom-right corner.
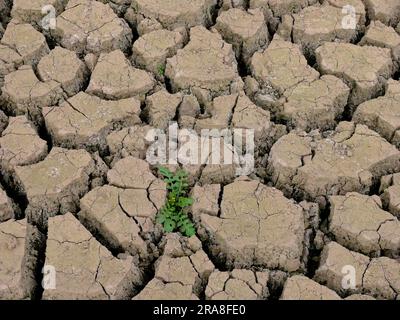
[
  {"x1": 156, "y1": 166, "x2": 196, "y2": 237},
  {"x1": 157, "y1": 64, "x2": 166, "y2": 77}
]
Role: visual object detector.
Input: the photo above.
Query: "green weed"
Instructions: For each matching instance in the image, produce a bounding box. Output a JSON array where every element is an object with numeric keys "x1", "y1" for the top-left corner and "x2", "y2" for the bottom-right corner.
[
  {"x1": 156, "y1": 166, "x2": 196, "y2": 237},
  {"x1": 157, "y1": 64, "x2": 166, "y2": 77}
]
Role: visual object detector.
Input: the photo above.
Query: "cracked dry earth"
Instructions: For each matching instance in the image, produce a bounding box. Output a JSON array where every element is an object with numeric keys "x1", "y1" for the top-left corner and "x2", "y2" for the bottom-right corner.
[{"x1": 1, "y1": 0, "x2": 400, "y2": 301}]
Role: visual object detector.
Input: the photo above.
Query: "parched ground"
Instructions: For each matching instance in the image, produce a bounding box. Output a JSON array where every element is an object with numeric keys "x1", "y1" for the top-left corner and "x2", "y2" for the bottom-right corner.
[{"x1": 0, "y1": 0, "x2": 400, "y2": 301}]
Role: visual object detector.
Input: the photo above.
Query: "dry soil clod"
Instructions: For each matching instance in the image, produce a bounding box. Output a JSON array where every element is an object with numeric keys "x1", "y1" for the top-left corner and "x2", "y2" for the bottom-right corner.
[{"x1": 1, "y1": 0, "x2": 400, "y2": 301}]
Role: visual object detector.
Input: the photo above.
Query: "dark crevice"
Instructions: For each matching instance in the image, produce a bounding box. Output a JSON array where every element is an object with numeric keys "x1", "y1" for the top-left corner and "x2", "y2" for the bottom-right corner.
[
  {"x1": 0, "y1": 98, "x2": 12, "y2": 118},
  {"x1": 237, "y1": 55, "x2": 250, "y2": 78},
  {"x1": 44, "y1": 34, "x2": 57, "y2": 51},
  {"x1": 164, "y1": 77, "x2": 173, "y2": 94},
  {"x1": 129, "y1": 263, "x2": 156, "y2": 300},
  {"x1": 79, "y1": 67, "x2": 92, "y2": 93},
  {"x1": 303, "y1": 48, "x2": 317, "y2": 69},
  {"x1": 368, "y1": 177, "x2": 382, "y2": 197},
  {"x1": 195, "y1": 239, "x2": 230, "y2": 272},
  {"x1": 305, "y1": 201, "x2": 331, "y2": 279},
  {"x1": 341, "y1": 96, "x2": 354, "y2": 122},
  {"x1": 394, "y1": 70, "x2": 400, "y2": 81},
  {"x1": 76, "y1": 212, "x2": 123, "y2": 258},
  {"x1": 266, "y1": 270, "x2": 288, "y2": 300},
  {"x1": 108, "y1": 2, "x2": 130, "y2": 19},
  {"x1": 353, "y1": 29, "x2": 366, "y2": 45},
  {"x1": 319, "y1": 198, "x2": 331, "y2": 233},
  {"x1": 37, "y1": 123, "x2": 53, "y2": 152},
  {"x1": 211, "y1": 1, "x2": 223, "y2": 26},
  {"x1": 30, "y1": 224, "x2": 47, "y2": 300},
  {"x1": 305, "y1": 245, "x2": 322, "y2": 279},
  {"x1": 138, "y1": 100, "x2": 149, "y2": 124}
]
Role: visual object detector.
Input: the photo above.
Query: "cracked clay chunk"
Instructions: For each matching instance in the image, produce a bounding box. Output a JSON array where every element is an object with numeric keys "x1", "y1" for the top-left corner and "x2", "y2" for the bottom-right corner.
[
  {"x1": 14, "y1": 147, "x2": 95, "y2": 227},
  {"x1": 315, "y1": 241, "x2": 400, "y2": 299},
  {"x1": 154, "y1": 256, "x2": 200, "y2": 292},
  {"x1": 11, "y1": 0, "x2": 65, "y2": 25},
  {"x1": 267, "y1": 131, "x2": 315, "y2": 197},
  {"x1": 214, "y1": 8, "x2": 269, "y2": 65},
  {"x1": 43, "y1": 92, "x2": 141, "y2": 152},
  {"x1": 359, "y1": 21, "x2": 400, "y2": 64},
  {"x1": 329, "y1": 193, "x2": 400, "y2": 257},
  {"x1": 0, "y1": 219, "x2": 44, "y2": 299},
  {"x1": 86, "y1": 50, "x2": 155, "y2": 101},
  {"x1": 268, "y1": 122, "x2": 400, "y2": 207},
  {"x1": 230, "y1": 93, "x2": 275, "y2": 142},
  {"x1": 1, "y1": 65, "x2": 63, "y2": 125},
  {"x1": 280, "y1": 275, "x2": 341, "y2": 300},
  {"x1": 106, "y1": 125, "x2": 155, "y2": 163},
  {"x1": 53, "y1": 0, "x2": 132, "y2": 55},
  {"x1": 353, "y1": 80, "x2": 400, "y2": 147},
  {"x1": 249, "y1": 0, "x2": 320, "y2": 31},
  {"x1": 0, "y1": 110, "x2": 8, "y2": 134},
  {"x1": 134, "y1": 18, "x2": 163, "y2": 37},
  {"x1": 194, "y1": 94, "x2": 237, "y2": 131},
  {"x1": 165, "y1": 26, "x2": 243, "y2": 100},
  {"x1": 363, "y1": 256, "x2": 400, "y2": 300},
  {"x1": 132, "y1": 29, "x2": 184, "y2": 80},
  {"x1": 79, "y1": 185, "x2": 152, "y2": 260},
  {"x1": 175, "y1": 129, "x2": 249, "y2": 186},
  {"x1": 324, "y1": 0, "x2": 367, "y2": 24},
  {"x1": 134, "y1": 233, "x2": 214, "y2": 300},
  {"x1": 281, "y1": 75, "x2": 350, "y2": 131},
  {"x1": 200, "y1": 179, "x2": 305, "y2": 272},
  {"x1": 316, "y1": 42, "x2": 394, "y2": 106},
  {"x1": 133, "y1": 278, "x2": 198, "y2": 300},
  {"x1": 1, "y1": 21, "x2": 49, "y2": 66},
  {"x1": 107, "y1": 156, "x2": 163, "y2": 192},
  {"x1": 219, "y1": 0, "x2": 247, "y2": 11},
  {"x1": 79, "y1": 158, "x2": 166, "y2": 258},
  {"x1": 345, "y1": 294, "x2": 375, "y2": 300},
  {"x1": 379, "y1": 173, "x2": 400, "y2": 193},
  {"x1": 0, "y1": 44, "x2": 21, "y2": 90},
  {"x1": 42, "y1": 213, "x2": 142, "y2": 300},
  {"x1": 205, "y1": 269, "x2": 269, "y2": 300},
  {"x1": 144, "y1": 90, "x2": 183, "y2": 129},
  {"x1": 134, "y1": 256, "x2": 201, "y2": 300},
  {"x1": 105, "y1": 157, "x2": 166, "y2": 225},
  {"x1": 191, "y1": 184, "x2": 221, "y2": 223},
  {"x1": 363, "y1": 0, "x2": 400, "y2": 27},
  {"x1": 0, "y1": 187, "x2": 14, "y2": 222},
  {"x1": 0, "y1": 116, "x2": 47, "y2": 179},
  {"x1": 292, "y1": 2, "x2": 364, "y2": 56},
  {"x1": 37, "y1": 47, "x2": 89, "y2": 97},
  {"x1": 250, "y1": 38, "x2": 319, "y2": 98},
  {"x1": 382, "y1": 185, "x2": 400, "y2": 218},
  {"x1": 250, "y1": 0, "x2": 317, "y2": 17},
  {"x1": 314, "y1": 242, "x2": 370, "y2": 295},
  {"x1": 131, "y1": 0, "x2": 217, "y2": 30}
]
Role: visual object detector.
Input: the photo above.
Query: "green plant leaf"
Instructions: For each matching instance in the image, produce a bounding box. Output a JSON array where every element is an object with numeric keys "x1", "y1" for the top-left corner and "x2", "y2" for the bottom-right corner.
[
  {"x1": 157, "y1": 64, "x2": 166, "y2": 77},
  {"x1": 177, "y1": 197, "x2": 194, "y2": 207},
  {"x1": 156, "y1": 168, "x2": 195, "y2": 237},
  {"x1": 156, "y1": 214, "x2": 166, "y2": 224},
  {"x1": 164, "y1": 219, "x2": 176, "y2": 232},
  {"x1": 181, "y1": 223, "x2": 196, "y2": 237},
  {"x1": 159, "y1": 166, "x2": 173, "y2": 178}
]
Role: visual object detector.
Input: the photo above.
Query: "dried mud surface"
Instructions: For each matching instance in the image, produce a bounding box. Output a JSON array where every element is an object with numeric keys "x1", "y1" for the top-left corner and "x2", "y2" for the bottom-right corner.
[{"x1": 0, "y1": 0, "x2": 400, "y2": 300}]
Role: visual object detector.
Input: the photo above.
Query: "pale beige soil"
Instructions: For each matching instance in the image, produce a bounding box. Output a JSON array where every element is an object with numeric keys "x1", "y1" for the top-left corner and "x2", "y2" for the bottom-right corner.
[{"x1": 0, "y1": 0, "x2": 399, "y2": 301}]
